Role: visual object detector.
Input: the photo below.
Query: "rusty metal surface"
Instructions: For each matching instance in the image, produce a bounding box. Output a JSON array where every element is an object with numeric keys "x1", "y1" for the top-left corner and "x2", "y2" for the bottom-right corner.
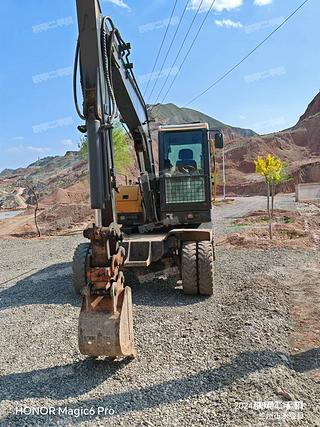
[
  {"x1": 111, "y1": 246, "x2": 126, "y2": 271},
  {"x1": 78, "y1": 223, "x2": 136, "y2": 357},
  {"x1": 78, "y1": 282, "x2": 136, "y2": 357},
  {"x1": 84, "y1": 223, "x2": 122, "y2": 267}
]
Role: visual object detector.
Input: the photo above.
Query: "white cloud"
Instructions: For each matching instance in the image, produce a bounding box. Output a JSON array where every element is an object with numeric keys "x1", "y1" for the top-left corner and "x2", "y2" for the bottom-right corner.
[
  {"x1": 189, "y1": 0, "x2": 243, "y2": 13},
  {"x1": 215, "y1": 19, "x2": 243, "y2": 28},
  {"x1": 254, "y1": 0, "x2": 273, "y2": 6},
  {"x1": 244, "y1": 66, "x2": 286, "y2": 83},
  {"x1": 244, "y1": 17, "x2": 283, "y2": 33},
  {"x1": 27, "y1": 146, "x2": 51, "y2": 154},
  {"x1": 139, "y1": 16, "x2": 179, "y2": 34},
  {"x1": 12, "y1": 136, "x2": 25, "y2": 141},
  {"x1": 104, "y1": 0, "x2": 130, "y2": 9},
  {"x1": 61, "y1": 139, "x2": 74, "y2": 147},
  {"x1": 252, "y1": 116, "x2": 286, "y2": 133},
  {"x1": 7, "y1": 145, "x2": 51, "y2": 154}
]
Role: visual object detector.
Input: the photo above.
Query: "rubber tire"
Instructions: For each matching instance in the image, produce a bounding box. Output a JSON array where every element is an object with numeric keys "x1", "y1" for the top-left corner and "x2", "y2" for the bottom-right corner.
[
  {"x1": 181, "y1": 242, "x2": 198, "y2": 295},
  {"x1": 198, "y1": 241, "x2": 214, "y2": 296},
  {"x1": 181, "y1": 241, "x2": 215, "y2": 296},
  {"x1": 72, "y1": 243, "x2": 90, "y2": 295}
]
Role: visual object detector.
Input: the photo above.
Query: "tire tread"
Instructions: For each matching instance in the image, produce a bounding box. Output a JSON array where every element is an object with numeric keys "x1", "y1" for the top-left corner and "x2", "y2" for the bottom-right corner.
[
  {"x1": 181, "y1": 242, "x2": 198, "y2": 295},
  {"x1": 198, "y1": 241, "x2": 214, "y2": 296}
]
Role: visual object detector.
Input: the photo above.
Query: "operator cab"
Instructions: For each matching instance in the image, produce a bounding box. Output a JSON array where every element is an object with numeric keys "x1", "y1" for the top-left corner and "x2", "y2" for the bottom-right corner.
[{"x1": 158, "y1": 123, "x2": 212, "y2": 226}]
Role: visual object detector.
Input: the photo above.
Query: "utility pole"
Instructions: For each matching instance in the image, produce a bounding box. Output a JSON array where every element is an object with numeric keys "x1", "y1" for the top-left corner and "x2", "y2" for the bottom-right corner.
[{"x1": 222, "y1": 146, "x2": 226, "y2": 200}]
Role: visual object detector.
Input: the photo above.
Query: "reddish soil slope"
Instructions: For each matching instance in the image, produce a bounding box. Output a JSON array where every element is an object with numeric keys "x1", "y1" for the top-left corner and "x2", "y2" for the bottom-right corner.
[{"x1": 217, "y1": 93, "x2": 320, "y2": 195}]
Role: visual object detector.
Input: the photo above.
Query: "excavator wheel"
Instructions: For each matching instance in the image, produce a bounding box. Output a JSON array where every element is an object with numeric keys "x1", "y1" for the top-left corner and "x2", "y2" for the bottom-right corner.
[
  {"x1": 181, "y1": 241, "x2": 214, "y2": 296},
  {"x1": 72, "y1": 243, "x2": 90, "y2": 295},
  {"x1": 197, "y1": 241, "x2": 214, "y2": 296},
  {"x1": 181, "y1": 242, "x2": 198, "y2": 295}
]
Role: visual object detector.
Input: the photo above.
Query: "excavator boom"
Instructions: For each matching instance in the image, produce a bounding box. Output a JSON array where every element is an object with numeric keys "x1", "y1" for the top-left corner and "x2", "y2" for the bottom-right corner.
[{"x1": 74, "y1": 0, "x2": 158, "y2": 358}]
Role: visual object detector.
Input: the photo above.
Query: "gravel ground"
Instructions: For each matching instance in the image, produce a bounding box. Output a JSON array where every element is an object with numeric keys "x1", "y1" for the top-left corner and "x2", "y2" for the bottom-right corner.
[{"x1": 0, "y1": 197, "x2": 319, "y2": 426}]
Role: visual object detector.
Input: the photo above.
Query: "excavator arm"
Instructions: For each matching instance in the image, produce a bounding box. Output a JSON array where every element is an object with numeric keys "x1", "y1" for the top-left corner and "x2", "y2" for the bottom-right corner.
[
  {"x1": 75, "y1": 0, "x2": 157, "y2": 225},
  {"x1": 73, "y1": 0, "x2": 157, "y2": 357}
]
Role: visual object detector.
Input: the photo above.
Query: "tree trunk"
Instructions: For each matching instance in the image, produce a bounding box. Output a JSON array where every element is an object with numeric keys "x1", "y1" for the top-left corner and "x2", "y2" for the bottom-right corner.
[
  {"x1": 271, "y1": 182, "x2": 275, "y2": 218},
  {"x1": 17, "y1": 181, "x2": 41, "y2": 238},
  {"x1": 34, "y1": 196, "x2": 41, "y2": 238},
  {"x1": 267, "y1": 181, "x2": 272, "y2": 240},
  {"x1": 28, "y1": 185, "x2": 41, "y2": 237}
]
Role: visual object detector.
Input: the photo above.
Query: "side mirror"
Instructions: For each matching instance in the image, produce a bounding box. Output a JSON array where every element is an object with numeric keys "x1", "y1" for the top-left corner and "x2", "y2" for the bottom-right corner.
[{"x1": 215, "y1": 132, "x2": 224, "y2": 149}]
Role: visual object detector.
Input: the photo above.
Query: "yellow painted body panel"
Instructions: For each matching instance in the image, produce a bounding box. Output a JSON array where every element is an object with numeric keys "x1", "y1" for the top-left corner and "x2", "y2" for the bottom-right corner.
[{"x1": 116, "y1": 185, "x2": 143, "y2": 214}]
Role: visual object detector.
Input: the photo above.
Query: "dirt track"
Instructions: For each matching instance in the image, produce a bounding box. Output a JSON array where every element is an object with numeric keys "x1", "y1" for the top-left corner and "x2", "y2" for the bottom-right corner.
[
  {"x1": 14, "y1": 188, "x2": 28, "y2": 209},
  {"x1": 0, "y1": 196, "x2": 319, "y2": 426}
]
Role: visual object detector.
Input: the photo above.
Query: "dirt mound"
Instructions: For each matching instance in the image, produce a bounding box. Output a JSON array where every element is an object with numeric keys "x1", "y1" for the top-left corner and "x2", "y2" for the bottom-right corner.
[
  {"x1": 38, "y1": 204, "x2": 92, "y2": 233},
  {"x1": 221, "y1": 208, "x2": 320, "y2": 250},
  {"x1": 4, "y1": 204, "x2": 93, "y2": 239},
  {"x1": 40, "y1": 180, "x2": 89, "y2": 206}
]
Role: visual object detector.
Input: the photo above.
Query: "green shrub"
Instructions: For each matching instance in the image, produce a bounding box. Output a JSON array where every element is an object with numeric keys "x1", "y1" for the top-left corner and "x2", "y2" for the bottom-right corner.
[{"x1": 78, "y1": 122, "x2": 133, "y2": 172}]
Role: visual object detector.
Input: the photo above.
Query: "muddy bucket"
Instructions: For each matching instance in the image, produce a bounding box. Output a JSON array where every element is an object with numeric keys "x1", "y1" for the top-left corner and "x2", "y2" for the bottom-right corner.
[{"x1": 78, "y1": 287, "x2": 136, "y2": 358}]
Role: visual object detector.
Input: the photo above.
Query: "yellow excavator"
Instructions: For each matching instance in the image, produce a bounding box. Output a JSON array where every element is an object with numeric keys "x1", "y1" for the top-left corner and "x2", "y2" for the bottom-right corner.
[
  {"x1": 116, "y1": 184, "x2": 144, "y2": 230},
  {"x1": 72, "y1": 0, "x2": 224, "y2": 358}
]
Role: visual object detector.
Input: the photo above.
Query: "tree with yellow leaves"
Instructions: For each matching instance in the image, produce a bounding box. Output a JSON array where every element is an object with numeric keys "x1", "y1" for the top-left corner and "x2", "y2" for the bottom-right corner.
[{"x1": 254, "y1": 154, "x2": 283, "y2": 239}]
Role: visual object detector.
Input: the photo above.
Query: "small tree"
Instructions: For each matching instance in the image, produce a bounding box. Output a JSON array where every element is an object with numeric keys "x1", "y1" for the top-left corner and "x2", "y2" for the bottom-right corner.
[
  {"x1": 78, "y1": 122, "x2": 132, "y2": 172},
  {"x1": 78, "y1": 136, "x2": 88, "y2": 160},
  {"x1": 254, "y1": 154, "x2": 283, "y2": 239},
  {"x1": 18, "y1": 180, "x2": 41, "y2": 237}
]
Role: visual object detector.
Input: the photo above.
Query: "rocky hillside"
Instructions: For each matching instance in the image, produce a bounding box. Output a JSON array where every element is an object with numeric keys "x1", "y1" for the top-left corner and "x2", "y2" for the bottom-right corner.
[
  {"x1": 0, "y1": 151, "x2": 87, "y2": 209},
  {"x1": 218, "y1": 92, "x2": 320, "y2": 195},
  {"x1": 298, "y1": 92, "x2": 320, "y2": 123},
  {"x1": 0, "y1": 105, "x2": 256, "y2": 209},
  {"x1": 148, "y1": 103, "x2": 256, "y2": 140},
  {"x1": 1, "y1": 95, "x2": 319, "y2": 210}
]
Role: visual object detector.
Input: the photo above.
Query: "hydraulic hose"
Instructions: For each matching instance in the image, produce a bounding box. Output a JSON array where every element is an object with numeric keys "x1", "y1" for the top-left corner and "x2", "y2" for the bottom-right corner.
[
  {"x1": 101, "y1": 17, "x2": 118, "y2": 124},
  {"x1": 73, "y1": 39, "x2": 85, "y2": 121}
]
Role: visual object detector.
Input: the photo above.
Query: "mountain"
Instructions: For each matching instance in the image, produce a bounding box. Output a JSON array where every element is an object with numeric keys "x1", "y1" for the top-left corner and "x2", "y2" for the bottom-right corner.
[
  {"x1": 1, "y1": 96, "x2": 319, "y2": 211},
  {"x1": 148, "y1": 103, "x2": 256, "y2": 139},
  {"x1": 218, "y1": 92, "x2": 320, "y2": 195},
  {"x1": 0, "y1": 151, "x2": 87, "y2": 209},
  {"x1": 0, "y1": 104, "x2": 256, "y2": 209},
  {"x1": 298, "y1": 92, "x2": 320, "y2": 123}
]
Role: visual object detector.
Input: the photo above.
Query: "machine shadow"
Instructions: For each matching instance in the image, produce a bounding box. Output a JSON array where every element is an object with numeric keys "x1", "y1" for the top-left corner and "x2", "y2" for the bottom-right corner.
[
  {"x1": 0, "y1": 262, "x2": 81, "y2": 310},
  {"x1": 0, "y1": 262, "x2": 204, "y2": 311},
  {"x1": 1, "y1": 346, "x2": 318, "y2": 424},
  {"x1": 0, "y1": 358, "x2": 131, "y2": 402},
  {"x1": 2, "y1": 348, "x2": 315, "y2": 424},
  {"x1": 125, "y1": 271, "x2": 206, "y2": 308},
  {"x1": 292, "y1": 347, "x2": 320, "y2": 373}
]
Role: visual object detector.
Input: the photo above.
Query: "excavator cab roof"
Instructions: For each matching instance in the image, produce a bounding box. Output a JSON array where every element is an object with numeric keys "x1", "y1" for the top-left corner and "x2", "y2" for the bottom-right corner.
[{"x1": 158, "y1": 123, "x2": 209, "y2": 132}]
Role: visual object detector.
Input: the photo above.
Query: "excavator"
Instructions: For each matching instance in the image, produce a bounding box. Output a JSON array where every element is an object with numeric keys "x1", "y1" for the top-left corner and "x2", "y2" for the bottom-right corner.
[{"x1": 72, "y1": 0, "x2": 224, "y2": 358}]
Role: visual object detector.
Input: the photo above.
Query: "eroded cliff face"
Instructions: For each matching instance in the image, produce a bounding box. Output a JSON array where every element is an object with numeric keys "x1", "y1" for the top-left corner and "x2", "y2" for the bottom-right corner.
[
  {"x1": 298, "y1": 92, "x2": 320, "y2": 123},
  {"x1": 1, "y1": 95, "x2": 319, "y2": 210},
  {"x1": 216, "y1": 93, "x2": 320, "y2": 195}
]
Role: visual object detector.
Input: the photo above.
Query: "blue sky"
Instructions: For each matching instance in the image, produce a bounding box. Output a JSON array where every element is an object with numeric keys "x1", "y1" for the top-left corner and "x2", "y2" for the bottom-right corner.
[{"x1": 0, "y1": 0, "x2": 318, "y2": 172}]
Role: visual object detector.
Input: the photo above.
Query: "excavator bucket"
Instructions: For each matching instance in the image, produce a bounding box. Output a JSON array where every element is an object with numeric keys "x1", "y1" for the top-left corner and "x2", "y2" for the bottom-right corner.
[
  {"x1": 76, "y1": 228, "x2": 136, "y2": 358},
  {"x1": 78, "y1": 283, "x2": 136, "y2": 358}
]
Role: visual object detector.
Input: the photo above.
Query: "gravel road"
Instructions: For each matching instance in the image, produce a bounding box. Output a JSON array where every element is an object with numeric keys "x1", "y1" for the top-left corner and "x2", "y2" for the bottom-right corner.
[{"x1": 0, "y1": 196, "x2": 319, "y2": 426}]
